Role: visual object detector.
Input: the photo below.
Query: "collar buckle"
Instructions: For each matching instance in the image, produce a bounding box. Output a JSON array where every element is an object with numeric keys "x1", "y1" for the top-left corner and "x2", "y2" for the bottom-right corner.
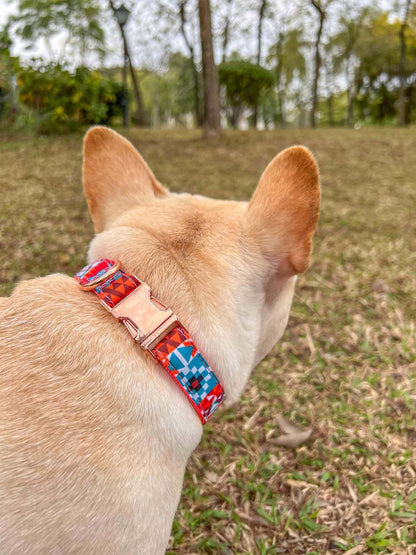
[{"x1": 107, "y1": 282, "x2": 178, "y2": 357}]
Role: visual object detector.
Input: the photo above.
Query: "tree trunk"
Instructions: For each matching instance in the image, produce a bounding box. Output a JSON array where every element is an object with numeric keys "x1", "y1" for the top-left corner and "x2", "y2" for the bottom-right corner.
[
  {"x1": 310, "y1": 1, "x2": 325, "y2": 128},
  {"x1": 198, "y1": 0, "x2": 222, "y2": 138},
  {"x1": 221, "y1": 0, "x2": 233, "y2": 63},
  {"x1": 227, "y1": 104, "x2": 241, "y2": 128},
  {"x1": 398, "y1": 0, "x2": 412, "y2": 126},
  {"x1": 152, "y1": 75, "x2": 160, "y2": 127},
  {"x1": 405, "y1": 84, "x2": 413, "y2": 123},
  {"x1": 179, "y1": 1, "x2": 203, "y2": 126},
  {"x1": 298, "y1": 98, "x2": 306, "y2": 128},
  {"x1": 346, "y1": 81, "x2": 355, "y2": 127},
  {"x1": 274, "y1": 34, "x2": 286, "y2": 128},
  {"x1": 256, "y1": 0, "x2": 267, "y2": 65},
  {"x1": 253, "y1": 0, "x2": 267, "y2": 129},
  {"x1": 124, "y1": 36, "x2": 147, "y2": 127},
  {"x1": 9, "y1": 74, "x2": 18, "y2": 124},
  {"x1": 327, "y1": 92, "x2": 334, "y2": 126},
  {"x1": 122, "y1": 41, "x2": 129, "y2": 126},
  {"x1": 109, "y1": 0, "x2": 147, "y2": 126},
  {"x1": 278, "y1": 90, "x2": 286, "y2": 128},
  {"x1": 191, "y1": 60, "x2": 203, "y2": 127}
]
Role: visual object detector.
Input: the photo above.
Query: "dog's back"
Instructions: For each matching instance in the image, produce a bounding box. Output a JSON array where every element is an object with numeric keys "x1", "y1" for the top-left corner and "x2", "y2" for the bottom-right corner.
[{"x1": 0, "y1": 276, "x2": 194, "y2": 554}]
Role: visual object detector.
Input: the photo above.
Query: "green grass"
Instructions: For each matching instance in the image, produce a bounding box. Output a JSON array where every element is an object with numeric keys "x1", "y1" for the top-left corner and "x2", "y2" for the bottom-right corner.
[{"x1": 1, "y1": 127, "x2": 415, "y2": 554}]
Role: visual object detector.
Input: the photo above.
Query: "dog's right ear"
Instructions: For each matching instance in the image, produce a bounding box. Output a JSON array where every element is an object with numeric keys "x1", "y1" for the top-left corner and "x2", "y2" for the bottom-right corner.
[
  {"x1": 83, "y1": 126, "x2": 168, "y2": 232},
  {"x1": 247, "y1": 146, "x2": 320, "y2": 277}
]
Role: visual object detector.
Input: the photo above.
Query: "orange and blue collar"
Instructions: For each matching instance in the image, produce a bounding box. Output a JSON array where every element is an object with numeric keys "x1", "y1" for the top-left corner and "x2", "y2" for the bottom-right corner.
[{"x1": 74, "y1": 259, "x2": 225, "y2": 424}]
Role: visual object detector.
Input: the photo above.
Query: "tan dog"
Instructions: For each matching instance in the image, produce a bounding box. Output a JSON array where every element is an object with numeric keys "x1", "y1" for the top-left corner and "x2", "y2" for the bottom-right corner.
[{"x1": 0, "y1": 127, "x2": 320, "y2": 554}]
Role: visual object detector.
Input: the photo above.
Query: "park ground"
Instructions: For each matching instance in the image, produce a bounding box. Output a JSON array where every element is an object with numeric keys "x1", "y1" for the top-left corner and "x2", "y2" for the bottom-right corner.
[{"x1": 0, "y1": 127, "x2": 415, "y2": 554}]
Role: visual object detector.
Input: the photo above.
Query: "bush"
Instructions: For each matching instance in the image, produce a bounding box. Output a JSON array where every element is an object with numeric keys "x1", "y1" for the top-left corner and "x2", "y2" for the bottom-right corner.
[
  {"x1": 17, "y1": 64, "x2": 122, "y2": 134},
  {"x1": 218, "y1": 60, "x2": 275, "y2": 128},
  {"x1": 0, "y1": 25, "x2": 19, "y2": 123}
]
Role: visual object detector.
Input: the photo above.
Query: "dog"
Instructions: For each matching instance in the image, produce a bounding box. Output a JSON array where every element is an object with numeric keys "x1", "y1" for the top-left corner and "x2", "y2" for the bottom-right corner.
[{"x1": 0, "y1": 127, "x2": 320, "y2": 554}]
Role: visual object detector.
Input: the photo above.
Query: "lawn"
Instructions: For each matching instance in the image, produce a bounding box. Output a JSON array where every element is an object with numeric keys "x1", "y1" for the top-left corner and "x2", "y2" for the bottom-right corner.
[{"x1": 0, "y1": 127, "x2": 415, "y2": 554}]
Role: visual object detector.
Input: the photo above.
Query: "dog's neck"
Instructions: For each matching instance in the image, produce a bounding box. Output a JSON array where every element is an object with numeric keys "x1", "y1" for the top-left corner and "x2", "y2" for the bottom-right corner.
[
  {"x1": 87, "y1": 246, "x2": 252, "y2": 407},
  {"x1": 88, "y1": 229, "x2": 296, "y2": 409}
]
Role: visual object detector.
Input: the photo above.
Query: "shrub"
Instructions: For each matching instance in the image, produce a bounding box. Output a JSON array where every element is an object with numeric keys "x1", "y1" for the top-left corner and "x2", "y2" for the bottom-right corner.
[
  {"x1": 218, "y1": 60, "x2": 275, "y2": 128},
  {"x1": 17, "y1": 64, "x2": 122, "y2": 134}
]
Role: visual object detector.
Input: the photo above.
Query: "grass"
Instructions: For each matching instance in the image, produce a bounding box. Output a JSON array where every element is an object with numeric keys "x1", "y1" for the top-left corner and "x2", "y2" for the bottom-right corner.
[{"x1": 0, "y1": 126, "x2": 415, "y2": 554}]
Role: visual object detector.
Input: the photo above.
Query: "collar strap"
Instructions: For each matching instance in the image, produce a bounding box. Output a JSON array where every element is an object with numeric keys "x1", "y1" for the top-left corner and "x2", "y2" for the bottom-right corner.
[{"x1": 74, "y1": 259, "x2": 225, "y2": 424}]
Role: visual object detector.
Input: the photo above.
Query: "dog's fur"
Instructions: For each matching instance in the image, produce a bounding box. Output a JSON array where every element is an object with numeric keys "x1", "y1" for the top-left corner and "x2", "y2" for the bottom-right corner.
[{"x1": 0, "y1": 127, "x2": 320, "y2": 554}]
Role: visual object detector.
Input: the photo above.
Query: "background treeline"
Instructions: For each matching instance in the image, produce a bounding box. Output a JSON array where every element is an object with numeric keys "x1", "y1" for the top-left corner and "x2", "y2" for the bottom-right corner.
[{"x1": 1, "y1": 0, "x2": 415, "y2": 133}]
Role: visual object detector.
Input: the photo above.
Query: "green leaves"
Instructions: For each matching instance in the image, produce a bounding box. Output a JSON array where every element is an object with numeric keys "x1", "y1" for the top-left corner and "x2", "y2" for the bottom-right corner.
[
  {"x1": 17, "y1": 64, "x2": 121, "y2": 133},
  {"x1": 12, "y1": 0, "x2": 105, "y2": 60},
  {"x1": 218, "y1": 60, "x2": 274, "y2": 109}
]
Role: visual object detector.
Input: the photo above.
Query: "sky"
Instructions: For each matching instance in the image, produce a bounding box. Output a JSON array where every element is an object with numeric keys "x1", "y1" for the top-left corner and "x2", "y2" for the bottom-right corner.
[
  {"x1": 0, "y1": 0, "x2": 121, "y2": 68},
  {"x1": 0, "y1": 0, "x2": 14, "y2": 26}
]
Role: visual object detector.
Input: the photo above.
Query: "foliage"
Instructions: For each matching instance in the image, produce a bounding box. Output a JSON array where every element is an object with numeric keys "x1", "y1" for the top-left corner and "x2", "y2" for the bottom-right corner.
[
  {"x1": 166, "y1": 52, "x2": 201, "y2": 123},
  {"x1": 128, "y1": 53, "x2": 200, "y2": 128},
  {"x1": 0, "y1": 25, "x2": 20, "y2": 121},
  {"x1": 350, "y1": 11, "x2": 416, "y2": 124},
  {"x1": 259, "y1": 89, "x2": 280, "y2": 128},
  {"x1": 267, "y1": 28, "x2": 307, "y2": 126},
  {"x1": 0, "y1": 25, "x2": 12, "y2": 58},
  {"x1": 4, "y1": 0, "x2": 416, "y2": 128},
  {"x1": 17, "y1": 64, "x2": 122, "y2": 133},
  {"x1": 219, "y1": 60, "x2": 274, "y2": 108},
  {"x1": 12, "y1": 0, "x2": 105, "y2": 61},
  {"x1": 218, "y1": 60, "x2": 274, "y2": 127},
  {"x1": 268, "y1": 28, "x2": 307, "y2": 86},
  {"x1": 356, "y1": 12, "x2": 416, "y2": 81}
]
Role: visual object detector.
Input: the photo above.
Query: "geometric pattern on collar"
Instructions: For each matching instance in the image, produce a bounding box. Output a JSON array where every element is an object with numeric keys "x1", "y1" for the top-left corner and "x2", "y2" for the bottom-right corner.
[{"x1": 75, "y1": 258, "x2": 225, "y2": 424}]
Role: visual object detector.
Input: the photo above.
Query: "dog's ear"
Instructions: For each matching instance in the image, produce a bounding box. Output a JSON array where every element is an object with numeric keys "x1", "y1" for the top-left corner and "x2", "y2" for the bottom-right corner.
[
  {"x1": 247, "y1": 146, "x2": 320, "y2": 276},
  {"x1": 82, "y1": 126, "x2": 168, "y2": 232}
]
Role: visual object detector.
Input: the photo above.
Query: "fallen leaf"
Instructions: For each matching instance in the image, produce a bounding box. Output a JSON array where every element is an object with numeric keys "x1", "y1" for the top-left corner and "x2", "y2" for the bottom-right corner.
[
  {"x1": 344, "y1": 545, "x2": 366, "y2": 555},
  {"x1": 205, "y1": 471, "x2": 219, "y2": 483},
  {"x1": 271, "y1": 414, "x2": 313, "y2": 448},
  {"x1": 276, "y1": 414, "x2": 306, "y2": 435},
  {"x1": 272, "y1": 429, "x2": 312, "y2": 448}
]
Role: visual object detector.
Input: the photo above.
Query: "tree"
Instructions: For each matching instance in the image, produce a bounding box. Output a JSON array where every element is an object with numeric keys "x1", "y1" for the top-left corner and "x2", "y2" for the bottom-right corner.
[
  {"x1": 166, "y1": 52, "x2": 200, "y2": 124},
  {"x1": 322, "y1": 44, "x2": 336, "y2": 126},
  {"x1": 153, "y1": 0, "x2": 202, "y2": 126},
  {"x1": 108, "y1": 0, "x2": 147, "y2": 126},
  {"x1": 12, "y1": 0, "x2": 105, "y2": 64},
  {"x1": 398, "y1": 0, "x2": 414, "y2": 125},
  {"x1": 0, "y1": 25, "x2": 19, "y2": 121},
  {"x1": 218, "y1": 60, "x2": 274, "y2": 128},
  {"x1": 18, "y1": 64, "x2": 121, "y2": 133},
  {"x1": 256, "y1": 0, "x2": 268, "y2": 65},
  {"x1": 198, "y1": 0, "x2": 222, "y2": 137},
  {"x1": 354, "y1": 11, "x2": 416, "y2": 123},
  {"x1": 220, "y1": 0, "x2": 234, "y2": 63},
  {"x1": 268, "y1": 28, "x2": 306, "y2": 127},
  {"x1": 253, "y1": 0, "x2": 268, "y2": 128},
  {"x1": 309, "y1": 0, "x2": 333, "y2": 128},
  {"x1": 178, "y1": 0, "x2": 203, "y2": 126},
  {"x1": 330, "y1": 7, "x2": 372, "y2": 126}
]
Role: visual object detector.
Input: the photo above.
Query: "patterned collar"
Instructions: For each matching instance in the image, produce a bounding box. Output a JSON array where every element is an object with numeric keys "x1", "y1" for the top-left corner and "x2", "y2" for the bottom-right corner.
[{"x1": 74, "y1": 259, "x2": 225, "y2": 423}]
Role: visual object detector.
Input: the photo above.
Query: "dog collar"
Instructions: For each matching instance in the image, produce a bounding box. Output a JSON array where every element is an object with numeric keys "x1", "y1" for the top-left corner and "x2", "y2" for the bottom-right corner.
[{"x1": 74, "y1": 259, "x2": 225, "y2": 424}]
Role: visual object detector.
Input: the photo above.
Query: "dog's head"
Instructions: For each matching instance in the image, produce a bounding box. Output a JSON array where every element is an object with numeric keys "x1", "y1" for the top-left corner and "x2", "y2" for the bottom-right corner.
[{"x1": 83, "y1": 127, "x2": 320, "y2": 403}]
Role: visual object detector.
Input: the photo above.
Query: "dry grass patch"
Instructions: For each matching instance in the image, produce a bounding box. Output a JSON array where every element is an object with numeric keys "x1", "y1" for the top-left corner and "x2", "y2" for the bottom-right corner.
[{"x1": 0, "y1": 127, "x2": 415, "y2": 554}]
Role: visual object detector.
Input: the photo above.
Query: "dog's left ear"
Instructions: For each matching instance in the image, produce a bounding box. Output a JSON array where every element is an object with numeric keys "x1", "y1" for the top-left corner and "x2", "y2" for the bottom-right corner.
[
  {"x1": 83, "y1": 126, "x2": 168, "y2": 232},
  {"x1": 247, "y1": 146, "x2": 320, "y2": 276}
]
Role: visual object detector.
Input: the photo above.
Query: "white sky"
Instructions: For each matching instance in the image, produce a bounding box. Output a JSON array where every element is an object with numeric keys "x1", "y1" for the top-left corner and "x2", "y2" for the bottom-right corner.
[{"x1": 0, "y1": 0, "x2": 15, "y2": 26}]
